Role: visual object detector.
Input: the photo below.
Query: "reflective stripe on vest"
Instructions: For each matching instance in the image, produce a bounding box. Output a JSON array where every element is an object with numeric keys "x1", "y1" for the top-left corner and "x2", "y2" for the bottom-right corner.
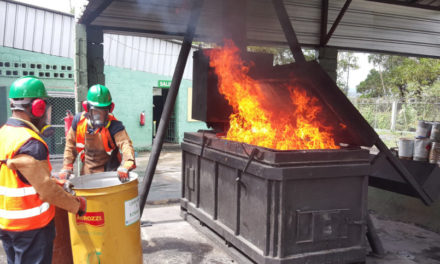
[
  {"x1": 0, "y1": 186, "x2": 36, "y2": 197},
  {"x1": 0, "y1": 202, "x2": 50, "y2": 219},
  {"x1": 75, "y1": 112, "x2": 118, "y2": 162},
  {"x1": 0, "y1": 124, "x2": 55, "y2": 231}
]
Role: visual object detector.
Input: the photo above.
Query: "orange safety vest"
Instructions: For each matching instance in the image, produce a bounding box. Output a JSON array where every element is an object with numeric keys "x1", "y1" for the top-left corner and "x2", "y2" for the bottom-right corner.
[
  {"x1": 0, "y1": 124, "x2": 55, "y2": 231},
  {"x1": 75, "y1": 112, "x2": 119, "y2": 162}
]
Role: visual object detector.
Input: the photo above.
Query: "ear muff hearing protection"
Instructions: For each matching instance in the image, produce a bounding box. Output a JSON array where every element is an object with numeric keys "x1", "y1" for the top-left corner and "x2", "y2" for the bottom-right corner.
[
  {"x1": 31, "y1": 99, "x2": 46, "y2": 118},
  {"x1": 82, "y1": 101, "x2": 89, "y2": 112},
  {"x1": 83, "y1": 101, "x2": 114, "y2": 113}
]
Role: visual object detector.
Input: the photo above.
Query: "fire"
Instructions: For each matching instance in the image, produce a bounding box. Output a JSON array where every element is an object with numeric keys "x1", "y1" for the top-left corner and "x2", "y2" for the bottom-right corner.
[{"x1": 205, "y1": 40, "x2": 340, "y2": 150}]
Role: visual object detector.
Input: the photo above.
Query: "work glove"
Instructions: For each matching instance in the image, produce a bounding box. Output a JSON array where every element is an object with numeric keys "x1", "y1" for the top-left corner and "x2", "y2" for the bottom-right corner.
[
  {"x1": 59, "y1": 164, "x2": 74, "y2": 180},
  {"x1": 76, "y1": 196, "x2": 87, "y2": 216},
  {"x1": 55, "y1": 179, "x2": 75, "y2": 196},
  {"x1": 117, "y1": 161, "x2": 136, "y2": 183}
]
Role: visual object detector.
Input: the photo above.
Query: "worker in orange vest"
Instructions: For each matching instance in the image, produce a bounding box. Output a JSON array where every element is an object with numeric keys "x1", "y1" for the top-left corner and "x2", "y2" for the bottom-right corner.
[
  {"x1": 0, "y1": 76, "x2": 87, "y2": 264},
  {"x1": 59, "y1": 84, "x2": 136, "y2": 182}
]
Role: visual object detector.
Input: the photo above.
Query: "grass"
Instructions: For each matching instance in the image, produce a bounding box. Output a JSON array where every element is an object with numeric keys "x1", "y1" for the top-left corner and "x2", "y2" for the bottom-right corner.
[{"x1": 375, "y1": 129, "x2": 416, "y2": 148}]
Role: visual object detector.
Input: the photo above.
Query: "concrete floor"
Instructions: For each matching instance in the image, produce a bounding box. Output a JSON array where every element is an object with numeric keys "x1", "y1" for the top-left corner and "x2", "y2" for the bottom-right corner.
[{"x1": 1, "y1": 148, "x2": 440, "y2": 263}]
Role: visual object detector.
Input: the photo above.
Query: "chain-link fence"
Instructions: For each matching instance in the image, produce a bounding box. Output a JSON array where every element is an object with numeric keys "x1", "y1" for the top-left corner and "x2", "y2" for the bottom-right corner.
[
  {"x1": 351, "y1": 97, "x2": 440, "y2": 132},
  {"x1": 46, "y1": 96, "x2": 75, "y2": 158}
]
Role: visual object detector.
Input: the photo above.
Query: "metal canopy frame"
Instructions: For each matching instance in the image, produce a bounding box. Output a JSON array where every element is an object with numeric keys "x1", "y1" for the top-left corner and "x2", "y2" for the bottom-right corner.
[
  {"x1": 74, "y1": 0, "x2": 438, "y2": 210},
  {"x1": 80, "y1": 0, "x2": 114, "y2": 25},
  {"x1": 75, "y1": 0, "x2": 439, "y2": 257},
  {"x1": 139, "y1": 0, "x2": 204, "y2": 215},
  {"x1": 368, "y1": 0, "x2": 440, "y2": 11},
  {"x1": 271, "y1": 0, "x2": 435, "y2": 207},
  {"x1": 320, "y1": 0, "x2": 353, "y2": 46},
  {"x1": 77, "y1": 0, "x2": 440, "y2": 58}
]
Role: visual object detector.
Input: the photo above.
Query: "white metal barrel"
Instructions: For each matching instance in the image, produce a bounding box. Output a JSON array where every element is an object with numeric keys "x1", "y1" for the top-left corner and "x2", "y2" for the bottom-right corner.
[
  {"x1": 413, "y1": 138, "x2": 431, "y2": 162},
  {"x1": 398, "y1": 138, "x2": 414, "y2": 159},
  {"x1": 415, "y1": 120, "x2": 431, "y2": 138},
  {"x1": 430, "y1": 122, "x2": 440, "y2": 142},
  {"x1": 429, "y1": 142, "x2": 440, "y2": 164}
]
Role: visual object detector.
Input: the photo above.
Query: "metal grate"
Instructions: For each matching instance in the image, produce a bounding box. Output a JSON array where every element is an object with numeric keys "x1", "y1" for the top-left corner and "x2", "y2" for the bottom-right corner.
[
  {"x1": 45, "y1": 97, "x2": 75, "y2": 157},
  {"x1": 165, "y1": 113, "x2": 177, "y2": 143}
]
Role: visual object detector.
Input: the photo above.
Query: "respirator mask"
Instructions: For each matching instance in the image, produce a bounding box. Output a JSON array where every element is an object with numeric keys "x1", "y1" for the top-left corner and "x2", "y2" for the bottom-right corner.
[
  {"x1": 10, "y1": 98, "x2": 55, "y2": 138},
  {"x1": 88, "y1": 106, "x2": 110, "y2": 129}
]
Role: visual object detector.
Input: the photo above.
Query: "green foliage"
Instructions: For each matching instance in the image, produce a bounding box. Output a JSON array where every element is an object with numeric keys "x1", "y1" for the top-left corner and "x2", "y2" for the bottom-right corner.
[
  {"x1": 357, "y1": 70, "x2": 384, "y2": 97},
  {"x1": 356, "y1": 54, "x2": 440, "y2": 98}
]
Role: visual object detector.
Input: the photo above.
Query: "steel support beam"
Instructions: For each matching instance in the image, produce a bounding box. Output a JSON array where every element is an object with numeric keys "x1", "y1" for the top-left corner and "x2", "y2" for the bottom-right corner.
[
  {"x1": 80, "y1": 0, "x2": 114, "y2": 25},
  {"x1": 272, "y1": 0, "x2": 306, "y2": 63},
  {"x1": 86, "y1": 27, "x2": 105, "y2": 87},
  {"x1": 367, "y1": 0, "x2": 440, "y2": 11},
  {"x1": 139, "y1": 0, "x2": 204, "y2": 215},
  {"x1": 320, "y1": 0, "x2": 329, "y2": 46},
  {"x1": 375, "y1": 139, "x2": 433, "y2": 205},
  {"x1": 323, "y1": 0, "x2": 352, "y2": 45}
]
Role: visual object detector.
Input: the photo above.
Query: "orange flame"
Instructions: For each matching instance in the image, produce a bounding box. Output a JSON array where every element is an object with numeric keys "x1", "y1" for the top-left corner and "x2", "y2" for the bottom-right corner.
[{"x1": 205, "y1": 40, "x2": 339, "y2": 150}]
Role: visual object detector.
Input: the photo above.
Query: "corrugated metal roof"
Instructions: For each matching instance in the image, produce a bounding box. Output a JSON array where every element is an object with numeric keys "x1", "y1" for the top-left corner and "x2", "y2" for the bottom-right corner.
[
  {"x1": 104, "y1": 34, "x2": 195, "y2": 79},
  {"x1": 0, "y1": 0, "x2": 75, "y2": 57},
  {"x1": 368, "y1": 0, "x2": 440, "y2": 11},
  {"x1": 77, "y1": 0, "x2": 440, "y2": 58},
  {"x1": 0, "y1": 0, "x2": 195, "y2": 79}
]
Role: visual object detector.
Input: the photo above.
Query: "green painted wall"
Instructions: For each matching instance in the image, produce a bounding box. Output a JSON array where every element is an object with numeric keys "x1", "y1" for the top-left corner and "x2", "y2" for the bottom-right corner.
[
  {"x1": 104, "y1": 66, "x2": 153, "y2": 151},
  {"x1": 105, "y1": 65, "x2": 207, "y2": 150},
  {"x1": 176, "y1": 79, "x2": 208, "y2": 142},
  {"x1": 0, "y1": 46, "x2": 207, "y2": 151},
  {"x1": 0, "y1": 46, "x2": 75, "y2": 121}
]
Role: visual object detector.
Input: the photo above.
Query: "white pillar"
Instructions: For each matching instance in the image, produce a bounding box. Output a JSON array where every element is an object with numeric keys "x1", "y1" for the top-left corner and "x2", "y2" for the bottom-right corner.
[
  {"x1": 391, "y1": 100, "x2": 398, "y2": 131},
  {"x1": 74, "y1": 23, "x2": 88, "y2": 113}
]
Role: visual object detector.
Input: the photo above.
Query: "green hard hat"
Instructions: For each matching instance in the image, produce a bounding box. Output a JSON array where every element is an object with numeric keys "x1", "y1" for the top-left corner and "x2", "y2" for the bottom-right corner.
[
  {"x1": 87, "y1": 84, "x2": 112, "y2": 107},
  {"x1": 9, "y1": 76, "x2": 48, "y2": 99}
]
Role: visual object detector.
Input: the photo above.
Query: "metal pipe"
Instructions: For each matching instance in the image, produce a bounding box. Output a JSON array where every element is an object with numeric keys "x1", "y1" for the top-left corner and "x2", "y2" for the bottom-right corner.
[
  {"x1": 366, "y1": 213, "x2": 385, "y2": 257},
  {"x1": 272, "y1": 0, "x2": 306, "y2": 63},
  {"x1": 139, "y1": 0, "x2": 204, "y2": 215}
]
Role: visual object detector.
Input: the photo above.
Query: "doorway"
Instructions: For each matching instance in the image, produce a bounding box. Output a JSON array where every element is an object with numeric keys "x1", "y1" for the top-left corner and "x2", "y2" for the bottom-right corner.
[{"x1": 153, "y1": 87, "x2": 177, "y2": 143}]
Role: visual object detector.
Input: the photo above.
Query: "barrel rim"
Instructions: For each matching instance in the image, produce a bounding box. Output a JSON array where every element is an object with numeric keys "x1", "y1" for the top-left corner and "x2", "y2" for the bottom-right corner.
[{"x1": 70, "y1": 171, "x2": 139, "y2": 190}]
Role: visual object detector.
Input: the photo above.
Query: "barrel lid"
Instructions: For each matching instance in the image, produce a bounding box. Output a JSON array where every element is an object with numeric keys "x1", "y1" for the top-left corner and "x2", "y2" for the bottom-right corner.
[{"x1": 70, "y1": 171, "x2": 138, "y2": 190}]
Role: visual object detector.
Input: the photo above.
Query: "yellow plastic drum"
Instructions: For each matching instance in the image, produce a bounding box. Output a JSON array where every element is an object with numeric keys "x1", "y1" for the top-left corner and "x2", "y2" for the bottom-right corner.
[{"x1": 68, "y1": 172, "x2": 142, "y2": 264}]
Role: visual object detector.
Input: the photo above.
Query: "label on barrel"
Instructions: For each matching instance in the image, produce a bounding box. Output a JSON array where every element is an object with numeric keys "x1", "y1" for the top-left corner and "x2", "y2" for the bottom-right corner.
[
  {"x1": 125, "y1": 196, "x2": 140, "y2": 226},
  {"x1": 76, "y1": 212, "x2": 105, "y2": 227}
]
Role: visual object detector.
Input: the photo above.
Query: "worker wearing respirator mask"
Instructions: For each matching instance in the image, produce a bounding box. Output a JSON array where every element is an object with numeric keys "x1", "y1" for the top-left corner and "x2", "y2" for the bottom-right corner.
[{"x1": 59, "y1": 84, "x2": 136, "y2": 183}]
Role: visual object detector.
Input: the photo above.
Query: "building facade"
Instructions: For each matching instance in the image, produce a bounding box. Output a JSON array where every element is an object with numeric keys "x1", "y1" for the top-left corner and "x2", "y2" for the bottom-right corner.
[{"x1": 0, "y1": 0, "x2": 207, "y2": 156}]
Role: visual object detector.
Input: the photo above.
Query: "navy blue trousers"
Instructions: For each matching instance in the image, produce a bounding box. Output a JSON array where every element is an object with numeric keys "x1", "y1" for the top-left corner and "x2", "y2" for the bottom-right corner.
[{"x1": 0, "y1": 220, "x2": 55, "y2": 264}]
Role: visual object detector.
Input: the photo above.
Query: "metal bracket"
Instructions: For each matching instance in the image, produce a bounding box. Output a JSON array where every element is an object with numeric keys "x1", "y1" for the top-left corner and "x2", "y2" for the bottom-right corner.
[
  {"x1": 200, "y1": 132, "x2": 212, "y2": 157},
  {"x1": 236, "y1": 148, "x2": 259, "y2": 193}
]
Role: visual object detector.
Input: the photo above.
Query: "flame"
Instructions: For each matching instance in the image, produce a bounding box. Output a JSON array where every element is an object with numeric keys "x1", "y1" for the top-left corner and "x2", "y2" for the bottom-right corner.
[{"x1": 205, "y1": 40, "x2": 340, "y2": 150}]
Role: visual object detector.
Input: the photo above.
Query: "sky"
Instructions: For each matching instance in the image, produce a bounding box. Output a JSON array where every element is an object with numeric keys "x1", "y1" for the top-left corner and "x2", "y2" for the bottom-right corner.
[
  {"x1": 14, "y1": 0, "x2": 375, "y2": 97},
  {"x1": 347, "y1": 52, "x2": 374, "y2": 96}
]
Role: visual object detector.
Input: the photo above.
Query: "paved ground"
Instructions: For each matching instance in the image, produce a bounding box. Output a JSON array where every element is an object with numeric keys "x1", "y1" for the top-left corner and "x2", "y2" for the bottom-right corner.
[{"x1": 1, "y1": 147, "x2": 440, "y2": 263}]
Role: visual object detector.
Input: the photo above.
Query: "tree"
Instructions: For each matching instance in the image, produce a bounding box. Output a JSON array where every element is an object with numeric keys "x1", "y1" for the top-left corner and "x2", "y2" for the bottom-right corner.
[
  {"x1": 357, "y1": 69, "x2": 384, "y2": 98},
  {"x1": 337, "y1": 52, "x2": 360, "y2": 95},
  {"x1": 356, "y1": 54, "x2": 440, "y2": 98}
]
